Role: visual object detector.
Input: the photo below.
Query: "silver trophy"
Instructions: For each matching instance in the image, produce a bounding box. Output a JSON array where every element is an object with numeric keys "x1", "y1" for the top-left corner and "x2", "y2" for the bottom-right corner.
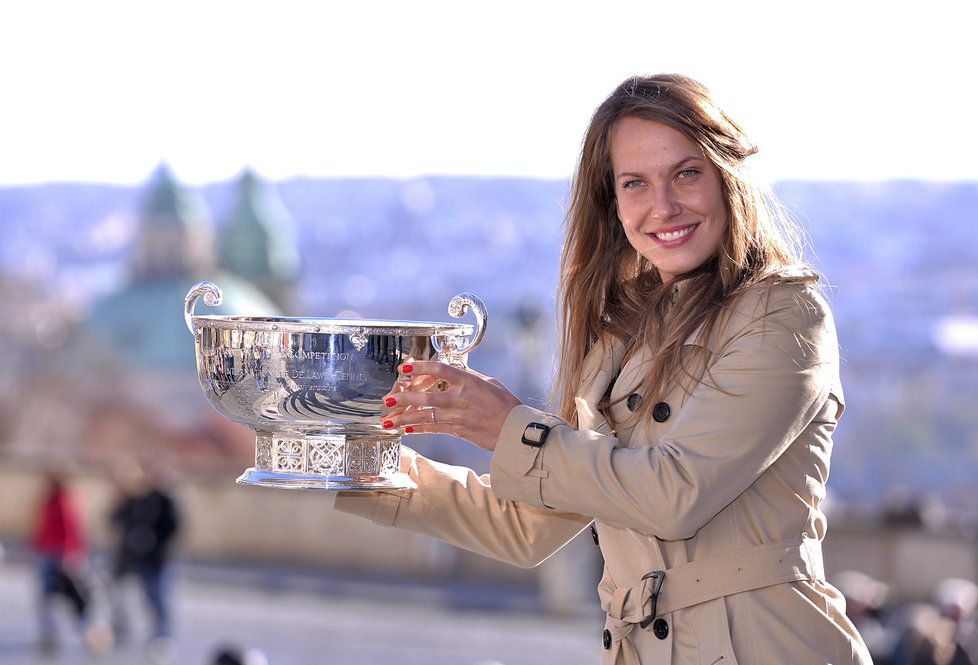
[{"x1": 184, "y1": 281, "x2": 486, "y2": 491}]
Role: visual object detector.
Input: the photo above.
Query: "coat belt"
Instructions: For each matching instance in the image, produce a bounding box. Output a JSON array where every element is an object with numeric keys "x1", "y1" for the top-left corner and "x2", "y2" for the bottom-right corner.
[{"x1": 600, "y1": 538, "x2": 824, "y2": 665}]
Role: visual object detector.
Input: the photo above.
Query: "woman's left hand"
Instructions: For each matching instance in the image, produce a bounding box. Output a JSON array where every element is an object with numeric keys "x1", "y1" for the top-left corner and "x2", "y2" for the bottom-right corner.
[{"x1": 381, "y1": 360, "x2": 522, "y2": 452}]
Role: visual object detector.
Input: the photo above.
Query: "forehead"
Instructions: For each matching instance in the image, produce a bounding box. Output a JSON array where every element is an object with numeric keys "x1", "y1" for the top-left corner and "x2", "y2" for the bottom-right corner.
[{"x1": 609, "y1": 117, "x2": 704, "y2": 172}]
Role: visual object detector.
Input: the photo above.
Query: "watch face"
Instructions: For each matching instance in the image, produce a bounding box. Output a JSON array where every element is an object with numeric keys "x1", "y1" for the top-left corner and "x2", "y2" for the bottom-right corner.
[{"x1": 521, "y1": 422, "x2": 551, "y2": 447}]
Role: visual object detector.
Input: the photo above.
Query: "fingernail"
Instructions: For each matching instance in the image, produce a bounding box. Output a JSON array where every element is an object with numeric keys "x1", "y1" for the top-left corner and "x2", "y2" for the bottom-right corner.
[
  {"x1": 385, "y1": 397, "x2": 396, "y2": 407},
  {"x1": 382, "y1": 420, "x2": 394, "y2": 429},
  {"x1": 405, "y1": 426, "x2": 414, "y2": 433},
  {"x1": 401, "y1": 364, "x2": 413, "y2": 374}
]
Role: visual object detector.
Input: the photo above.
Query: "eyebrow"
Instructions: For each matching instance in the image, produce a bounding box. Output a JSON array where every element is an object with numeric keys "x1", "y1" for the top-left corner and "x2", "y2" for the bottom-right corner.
[{"x1": 615, "y1": 155, "x2": 703, "y2": 180}]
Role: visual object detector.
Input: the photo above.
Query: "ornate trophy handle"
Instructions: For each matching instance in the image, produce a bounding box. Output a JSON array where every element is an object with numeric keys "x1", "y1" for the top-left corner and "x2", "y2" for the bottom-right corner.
[
  {"x1": 184, "y1": 281, "x2": 223, "y2": 336},
  {"x1": 431, "y1": 293, "x2": 487, "y2": 358}
]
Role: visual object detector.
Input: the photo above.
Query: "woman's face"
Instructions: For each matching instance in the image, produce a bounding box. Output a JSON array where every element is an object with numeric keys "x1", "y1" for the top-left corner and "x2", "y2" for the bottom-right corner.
[{"x1": 610, "y1": 117, "x2": 728, "y2": 283}]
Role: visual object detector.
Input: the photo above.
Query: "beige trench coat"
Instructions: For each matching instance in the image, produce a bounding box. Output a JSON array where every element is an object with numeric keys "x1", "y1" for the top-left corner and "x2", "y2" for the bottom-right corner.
[{"x1": 336, "y1": 273, "x2": 872, "y2": 665}]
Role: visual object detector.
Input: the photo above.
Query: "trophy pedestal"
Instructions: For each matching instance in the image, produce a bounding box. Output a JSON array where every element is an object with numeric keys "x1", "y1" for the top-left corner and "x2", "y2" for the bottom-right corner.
[{"x1": 236, "y1": 430, "x2": 416, "y2": 491}]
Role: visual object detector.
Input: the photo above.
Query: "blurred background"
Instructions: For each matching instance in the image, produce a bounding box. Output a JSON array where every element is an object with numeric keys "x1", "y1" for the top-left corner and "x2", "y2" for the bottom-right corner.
[{"x1": 1, "y1": 1, "x2": 976, "y2": 664}]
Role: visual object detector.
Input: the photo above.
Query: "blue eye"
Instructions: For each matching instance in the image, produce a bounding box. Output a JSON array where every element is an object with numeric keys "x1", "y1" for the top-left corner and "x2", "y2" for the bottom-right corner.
[
  {"x1": 622, "y1": 180, "x2": 644, "y2": 189},
  {"x1": 678, "y1": 169, "x2": 699, "y2": 179}
]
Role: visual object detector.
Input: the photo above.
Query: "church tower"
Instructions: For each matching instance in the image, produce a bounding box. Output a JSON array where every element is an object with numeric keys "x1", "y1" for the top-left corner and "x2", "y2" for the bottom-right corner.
[
  {"x1": 86, "y1": 165, "x2": 280, "y2": 371},
  {"x1": 132, "y1": 164, "x2": 215, "y2": 280},
  {"x1": 219, "y1": 169, "x2": 300, "y2": 313}
]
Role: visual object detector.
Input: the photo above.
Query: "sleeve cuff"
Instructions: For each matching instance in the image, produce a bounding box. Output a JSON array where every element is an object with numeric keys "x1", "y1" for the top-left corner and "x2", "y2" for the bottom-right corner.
[
  {"x1": 490, "y1": 404, "x2": 568, "y2": 508},
  {"x1": 333, "y1": 490, "x2": 402, "y2": 527},
  {"x1": 333, "y1": 445, "x2": 419, "y2": 527}
]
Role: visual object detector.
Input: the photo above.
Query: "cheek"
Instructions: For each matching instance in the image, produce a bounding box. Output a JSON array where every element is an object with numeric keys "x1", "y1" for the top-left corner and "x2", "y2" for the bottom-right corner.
[
  {"x1": 706, "y1": 214, "x2": 729, "y2": 253},
  {"x1": 707, "y1": 185, "x2": 727, "y2": 224},
  {"x1": 615, "y1": 199, "x2": 639, "y2": 229},
  {"x1": 697, "y1": 189, "x2": 727, "y2": 232}
]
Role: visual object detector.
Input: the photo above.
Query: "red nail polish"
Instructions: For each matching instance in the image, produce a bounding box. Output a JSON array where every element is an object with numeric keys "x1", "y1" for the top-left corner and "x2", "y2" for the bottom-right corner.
[
  {"x1": 405, "y1": 426, "x2": 414, "y2": 433},
  {"x1": 385, "y1": 397, "x2": 396, "y2": 407},
  {"x1": 401, "y1": 364, "x2": 413, "y2": 374},
  {"x1": 383, "y1": 420, "x2": 393, "y2": 429}
]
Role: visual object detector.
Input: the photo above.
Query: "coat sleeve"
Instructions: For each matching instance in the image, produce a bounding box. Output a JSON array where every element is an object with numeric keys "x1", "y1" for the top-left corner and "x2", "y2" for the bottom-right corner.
[
  {"x1": 490, "y1": 283, "x2": 842, "y2": 541},
  {"x1": 333, "y1": 445, "x2": 592, "y2": 568}
]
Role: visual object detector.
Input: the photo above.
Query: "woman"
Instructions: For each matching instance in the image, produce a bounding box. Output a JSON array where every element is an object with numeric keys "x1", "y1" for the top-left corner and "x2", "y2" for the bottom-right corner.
[{"x1": 335, "y1": 74, "x2": 871, "y2": 665}]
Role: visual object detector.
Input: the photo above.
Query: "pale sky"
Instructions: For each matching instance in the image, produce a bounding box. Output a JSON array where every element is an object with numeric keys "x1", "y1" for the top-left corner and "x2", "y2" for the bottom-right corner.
[{"x1": 1, "y1": 0, "x2": 975, "y2": 185}]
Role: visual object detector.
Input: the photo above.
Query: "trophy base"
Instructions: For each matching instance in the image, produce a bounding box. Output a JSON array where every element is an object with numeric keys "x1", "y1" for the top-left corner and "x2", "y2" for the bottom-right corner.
[
  {"x1": 242, "y1": 429, "x2": 412, "y2": 491},
  {"x1": 236, "y1": 467, "x2": 417, "y2": 491}
]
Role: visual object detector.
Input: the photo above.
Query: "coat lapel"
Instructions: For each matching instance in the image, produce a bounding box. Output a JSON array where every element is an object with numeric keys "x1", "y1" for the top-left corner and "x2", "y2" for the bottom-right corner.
[{"x1": 574, "y1": 335, "x2": 625, "y2": 434}]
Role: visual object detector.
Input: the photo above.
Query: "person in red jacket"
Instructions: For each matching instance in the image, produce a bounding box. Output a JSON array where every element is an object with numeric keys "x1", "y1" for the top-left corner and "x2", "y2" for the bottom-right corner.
[{"x1": 31, "y1": 468, "x2": 109, "y2": 655}]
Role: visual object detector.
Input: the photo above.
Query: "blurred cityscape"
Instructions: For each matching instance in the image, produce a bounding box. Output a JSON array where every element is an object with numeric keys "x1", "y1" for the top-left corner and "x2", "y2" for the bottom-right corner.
[{"x1": 1, "y1": 167, "x2": 976, "y2": 664}]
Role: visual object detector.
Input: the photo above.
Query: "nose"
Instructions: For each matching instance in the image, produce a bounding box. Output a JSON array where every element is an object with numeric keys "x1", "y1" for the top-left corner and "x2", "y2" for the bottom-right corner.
[{"x1": 650, "y1": 186, "x2": 682, "y2": 220}]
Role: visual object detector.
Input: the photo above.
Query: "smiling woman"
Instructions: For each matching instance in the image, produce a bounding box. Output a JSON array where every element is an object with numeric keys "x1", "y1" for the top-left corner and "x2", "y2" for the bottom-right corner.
[
  {"x1": 611, "y1": 118, "x2": 728, "y2": 283},
  {"x1": 335, "y1": 75, "x2": 872, "y2": 665}
]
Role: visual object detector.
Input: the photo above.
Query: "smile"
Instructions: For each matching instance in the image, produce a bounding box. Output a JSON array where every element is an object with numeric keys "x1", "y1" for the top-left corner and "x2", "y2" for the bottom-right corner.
[{"x1": 649, "y1": 223, "x2": 699, "y2": 243}]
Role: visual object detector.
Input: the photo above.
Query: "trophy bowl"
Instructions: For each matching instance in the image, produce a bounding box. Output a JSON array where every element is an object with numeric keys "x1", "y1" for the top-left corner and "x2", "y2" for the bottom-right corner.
[{"x1": 184, "y1": 281, "x2": 487, "y2": 491}]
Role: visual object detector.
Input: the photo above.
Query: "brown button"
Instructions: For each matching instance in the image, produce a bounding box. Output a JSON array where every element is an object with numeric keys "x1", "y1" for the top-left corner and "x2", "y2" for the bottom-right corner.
[
  {"x1": 652, "y1": 618, "x2": 669, "y2": 639},
  {"x1": 626, "y1": 393, "x2": 643, "y2": 412},
  {"x1": 603, "y1": 628, "x2": 612, "y2": 649},
  {"x1": 652, "y1": 402, "x2": 671, "y2": 422}
]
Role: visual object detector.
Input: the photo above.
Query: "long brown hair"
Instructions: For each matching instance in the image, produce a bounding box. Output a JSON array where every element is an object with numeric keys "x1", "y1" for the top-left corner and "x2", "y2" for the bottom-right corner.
[{"x1": 555, "y1": 74, "x2": 807, "y2": 426}]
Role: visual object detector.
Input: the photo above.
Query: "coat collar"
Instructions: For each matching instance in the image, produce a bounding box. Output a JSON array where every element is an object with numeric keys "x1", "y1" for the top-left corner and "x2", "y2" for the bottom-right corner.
[{"x1": 572, "y1": 267, "x2": 820, "y2": 433}]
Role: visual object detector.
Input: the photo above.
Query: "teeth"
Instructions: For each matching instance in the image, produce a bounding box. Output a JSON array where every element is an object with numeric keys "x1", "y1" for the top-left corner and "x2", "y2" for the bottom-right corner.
[{"x1": 654, "y1": 225, "x2": 696, "y2": 241}]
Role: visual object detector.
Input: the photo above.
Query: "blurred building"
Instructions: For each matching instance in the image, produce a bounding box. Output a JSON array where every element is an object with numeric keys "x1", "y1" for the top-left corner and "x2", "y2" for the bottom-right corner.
[
  {"x1": 219, "y1": 168, "x2": 300, "y2": 314},
  {"x1": 3, "y1": 165, "x2": 297, "y2": 472}
]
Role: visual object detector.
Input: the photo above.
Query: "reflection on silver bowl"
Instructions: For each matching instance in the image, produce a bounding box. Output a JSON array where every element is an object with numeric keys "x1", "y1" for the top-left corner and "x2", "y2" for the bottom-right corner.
[{"x1": 184, "y1": 281, "x2": 487, "y2": 490}]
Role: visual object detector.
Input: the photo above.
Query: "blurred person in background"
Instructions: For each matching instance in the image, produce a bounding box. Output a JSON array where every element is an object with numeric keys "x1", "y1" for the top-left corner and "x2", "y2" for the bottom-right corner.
[
  {"x1": 31, "y1": 466, "x2": 112, "y2": 656},
  {"x1": 835, "y1": 569, "x2": 895, "y2": 663},
  {"x1": 935, "y1": 578, "x2": 978, "y2": 664},
  {"x1": 337, "y1": 75, "x2": 871, "y2": 664},
  {"x1": 108, "y1": 457, "x2": 181, "y2": 661},
  {"x1": 889, "y1": 594, "x2": 975, "y2": 665}
]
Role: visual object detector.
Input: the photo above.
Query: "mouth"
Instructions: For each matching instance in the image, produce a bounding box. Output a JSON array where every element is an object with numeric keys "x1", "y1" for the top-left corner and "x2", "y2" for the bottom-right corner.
[{"x1": 647, "y1": 223, "x2": 699, "y2": 245}]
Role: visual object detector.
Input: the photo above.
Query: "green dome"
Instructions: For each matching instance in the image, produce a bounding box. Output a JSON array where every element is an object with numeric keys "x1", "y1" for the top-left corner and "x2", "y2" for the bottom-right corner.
[{"x1": 86, "y1": 274, "x2": 281, "y2": 370}]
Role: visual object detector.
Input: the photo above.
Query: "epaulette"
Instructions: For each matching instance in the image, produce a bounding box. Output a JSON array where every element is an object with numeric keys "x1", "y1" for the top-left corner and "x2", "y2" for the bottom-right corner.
[{"x1": 771, "y1": 266, "x2": 819, "y2": 284}]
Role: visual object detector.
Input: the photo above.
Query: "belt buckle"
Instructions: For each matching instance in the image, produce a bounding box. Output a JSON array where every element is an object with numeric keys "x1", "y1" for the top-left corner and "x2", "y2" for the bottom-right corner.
[{"x1": 639, "y1": 570, "x2": 666, "y2": 629}]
